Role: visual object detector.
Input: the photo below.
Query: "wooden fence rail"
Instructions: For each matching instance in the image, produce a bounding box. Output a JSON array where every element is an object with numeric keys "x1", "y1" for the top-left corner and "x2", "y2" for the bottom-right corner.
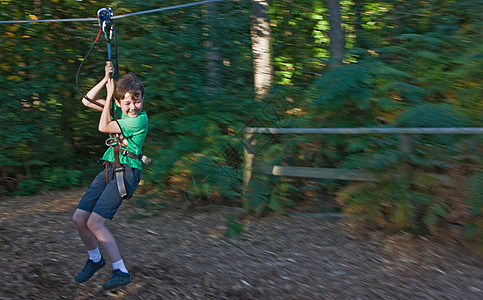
[{"x1": 242, "y1": 127, "x2": 483, "y2": 195}]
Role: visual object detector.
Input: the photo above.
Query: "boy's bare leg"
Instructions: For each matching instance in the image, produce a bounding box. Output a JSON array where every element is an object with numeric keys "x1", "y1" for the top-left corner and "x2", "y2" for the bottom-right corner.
[
  {"x1": 72, "y1": 209, "x2": 98, "y2": 251},
  {"x1": 72, "y1": 209, "x2": 107, "y2": 283},
  {"x1": 86, "y1": 212, "x2": 122, "y2": 263},
  {"x1": 88, "y1": 210, "x2": 133, "y2": 290}
]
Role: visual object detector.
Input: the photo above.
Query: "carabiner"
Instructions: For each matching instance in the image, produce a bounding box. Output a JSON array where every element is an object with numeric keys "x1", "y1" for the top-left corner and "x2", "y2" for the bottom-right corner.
[
  {"x1": 105, "y1": 137, "x2": 118, "y2": 147},
  {"x1": 97, "y1": 7, "x2": 114, "y2": 29}
]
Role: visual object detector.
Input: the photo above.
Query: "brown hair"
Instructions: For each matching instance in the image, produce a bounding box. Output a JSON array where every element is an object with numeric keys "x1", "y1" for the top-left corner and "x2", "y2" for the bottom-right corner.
[{"x1": 114, "y1": 72, "x2": 144, "y2": 101}]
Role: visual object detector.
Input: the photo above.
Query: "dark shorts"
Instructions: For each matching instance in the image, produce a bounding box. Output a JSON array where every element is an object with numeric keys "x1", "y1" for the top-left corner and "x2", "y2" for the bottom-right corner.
[{"x1": 77, "y1": 162, "x2": 141, "y2": 220}]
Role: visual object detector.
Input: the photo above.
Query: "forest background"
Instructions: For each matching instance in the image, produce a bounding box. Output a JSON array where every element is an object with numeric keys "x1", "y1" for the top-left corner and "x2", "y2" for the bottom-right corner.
[{"x1": 0, "y1": 0, "x2": 482, "y2": 245}]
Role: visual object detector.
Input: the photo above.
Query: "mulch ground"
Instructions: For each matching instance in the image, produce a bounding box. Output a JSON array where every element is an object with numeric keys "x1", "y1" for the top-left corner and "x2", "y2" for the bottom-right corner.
[{"x1": 0, "y1": 189, "x2": 482, "y2": 299}]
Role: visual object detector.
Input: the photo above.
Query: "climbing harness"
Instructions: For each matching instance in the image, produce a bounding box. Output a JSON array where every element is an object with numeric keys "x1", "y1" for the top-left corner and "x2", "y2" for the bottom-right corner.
[
  {"x1": 105, "y1": 133, "x2": 151, "y2": 198},
  {"x1": 104, "y1": 133, "x2": 128, "y2": 198},
  {"x1": 75, "y1": 7, "x2": 150, "y2": 198}
]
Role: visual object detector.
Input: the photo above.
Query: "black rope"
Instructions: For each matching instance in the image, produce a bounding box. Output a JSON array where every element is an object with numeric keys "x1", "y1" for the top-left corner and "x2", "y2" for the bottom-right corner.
[{"x1": 75, "y1": 28, "x2": 104, "y2": 108}]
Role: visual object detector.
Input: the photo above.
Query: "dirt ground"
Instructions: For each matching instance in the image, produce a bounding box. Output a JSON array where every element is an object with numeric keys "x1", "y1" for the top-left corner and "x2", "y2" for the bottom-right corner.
[{"x1": 0, "y1": 189, "x2": 482, "y2": 300}]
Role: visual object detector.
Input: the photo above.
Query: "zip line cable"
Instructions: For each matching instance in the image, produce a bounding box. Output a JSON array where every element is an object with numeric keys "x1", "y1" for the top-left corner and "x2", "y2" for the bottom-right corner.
[
  {"x1": 0, "y1": 17, "x2": 97, "y2": 24},
  {"x1": 0, "y1": 0, "x2": 223, "y2": 24},
  {"x1": 113, "y1": 0, "x2": 223, "y2": 20}
]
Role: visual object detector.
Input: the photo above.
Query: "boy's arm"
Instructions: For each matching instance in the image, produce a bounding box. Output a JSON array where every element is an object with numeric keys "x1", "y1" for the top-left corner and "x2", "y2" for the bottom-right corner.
[
  {"x1": 98, "y1": 77, "x2": 122, "y2": 134},
  {"x1": 82, "y1": 80, "x2": 107, "y2": 111},
  {"x1": 81, "y1": 62, "x2": 113, "y2": 111}
]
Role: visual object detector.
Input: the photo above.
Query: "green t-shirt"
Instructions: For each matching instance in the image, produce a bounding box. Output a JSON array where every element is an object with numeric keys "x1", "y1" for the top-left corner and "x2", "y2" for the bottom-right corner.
[{"x1": 102, "y1": 104, "x2": 148, "y2": 170}]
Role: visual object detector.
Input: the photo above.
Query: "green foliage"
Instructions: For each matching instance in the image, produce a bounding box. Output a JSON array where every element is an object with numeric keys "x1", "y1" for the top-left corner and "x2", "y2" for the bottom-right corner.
[
  {"x1": 337, "y1": 131, "x2": 482, "y2": 236},
  {"x1": 224, "y1": 214, "x2": 245, "y2": 238},
  {"x1": 267, "y1": 0, "x2": 483, "y2": 236},
  {"x1": 395, "y1": 103, "x2": 473, "y2": 147},
  {"x1": 243, "y1": 176, "x2": 273, "y2": 216},
  {"x1": 243, "y1": 172, "x2": 299, "y2": 217},
  {"x1": 0, "y1": 0, "x2": 481, "y2": 246},
  {"x1": 395, "y1": 104, "x2": 471, "y2": 128},
  {"x1": 338, "y1": 147, "x2": 451, "y2": 234},
  {"x1": 183, "y1": 155, "x2": 241, "y2": 204},
  {"x1": 40, "y1": 167, "x2": 83, "y2": 190},
  {"x1": 465, "y1": 172, "x2": 483, "y2": 255},
  {"x1": 15, "y1": 179, "x2": 42, "y2": 196},
  {"x1": 467, "y1": 172, "x2": 483, "y2": 217}
]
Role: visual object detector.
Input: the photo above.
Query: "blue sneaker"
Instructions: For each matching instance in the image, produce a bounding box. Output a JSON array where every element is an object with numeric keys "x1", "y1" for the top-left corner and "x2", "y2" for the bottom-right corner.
[
  {"x1": 102, "y1": 269, "x2": 133, "y2": 290},
  {"x1": 75, "y1": 258, "x2": 106, "y2": 283}
]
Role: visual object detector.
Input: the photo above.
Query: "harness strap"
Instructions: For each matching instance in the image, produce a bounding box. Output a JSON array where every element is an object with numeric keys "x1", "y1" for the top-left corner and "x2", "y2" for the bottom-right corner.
[
  {"x1": 113, "y1": 147, "x2": 128, "y2": 198},
  {"x1": 120, "y1": 149, "x2": 151, "y2": 165},
  {"x1": 105, "y1": 135, "x2": 151, "y2": 165}
]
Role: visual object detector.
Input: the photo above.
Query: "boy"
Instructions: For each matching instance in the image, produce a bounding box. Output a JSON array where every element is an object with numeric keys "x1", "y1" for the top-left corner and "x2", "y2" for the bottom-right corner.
[{"x1": 72, "y1": 61, "x2": 148, "y2": 290}]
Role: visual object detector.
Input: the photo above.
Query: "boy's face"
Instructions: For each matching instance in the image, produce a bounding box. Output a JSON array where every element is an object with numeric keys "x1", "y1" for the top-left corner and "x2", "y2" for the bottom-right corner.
[{"x1": 116, "y1": 92, "x2": 143, "y2": 118}]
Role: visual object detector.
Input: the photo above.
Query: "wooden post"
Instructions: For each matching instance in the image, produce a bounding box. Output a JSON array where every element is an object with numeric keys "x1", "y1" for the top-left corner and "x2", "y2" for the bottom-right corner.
[
  {"x1": 242, "y1": 132, "x2": 256, "y2": 198},
  {"x1": 399, "y1": 134, "x2": 412, "y2": 153},
  {"x1": 398, "y1": 133, "x2": 413, "y2": 228}
]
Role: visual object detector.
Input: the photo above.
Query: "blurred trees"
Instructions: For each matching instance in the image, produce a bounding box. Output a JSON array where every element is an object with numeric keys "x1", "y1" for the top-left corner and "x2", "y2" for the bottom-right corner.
[{"x1": 0, "y1": 0, "x2": 481, "y2": 239}]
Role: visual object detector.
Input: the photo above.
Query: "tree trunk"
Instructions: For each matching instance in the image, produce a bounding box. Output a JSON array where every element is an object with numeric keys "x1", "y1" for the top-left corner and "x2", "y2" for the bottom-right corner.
[
  {"x1": 251, "y1": 0, "x2": 272, "y2": 101},
  {"x1": 204, "y1": 3, "x2": 221, "y2": 97},
  {"x1": 326, "y1": 0, "x2": 345, "y2": 63}
]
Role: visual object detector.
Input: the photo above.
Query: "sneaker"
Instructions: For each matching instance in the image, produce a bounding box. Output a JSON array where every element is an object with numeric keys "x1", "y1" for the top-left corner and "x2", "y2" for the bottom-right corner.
[
  {"x1": 102, "y1": 269, "x2": 133, "y2": 290},
  {"x1": 74, "y1": 258, "x2": 106, "y2": 283}
]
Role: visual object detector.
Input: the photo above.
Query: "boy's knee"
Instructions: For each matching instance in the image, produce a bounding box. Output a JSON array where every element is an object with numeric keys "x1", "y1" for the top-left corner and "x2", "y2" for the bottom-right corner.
[
  {"x1": 86, "y1": 215, "x2": 104, "y2": 232},
  {"x1": 73, "y1": 220, "x2": 87, "y2": 231},
  {"x1": 72, "y1": 209, "x2": 89, "y2": 228}
]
